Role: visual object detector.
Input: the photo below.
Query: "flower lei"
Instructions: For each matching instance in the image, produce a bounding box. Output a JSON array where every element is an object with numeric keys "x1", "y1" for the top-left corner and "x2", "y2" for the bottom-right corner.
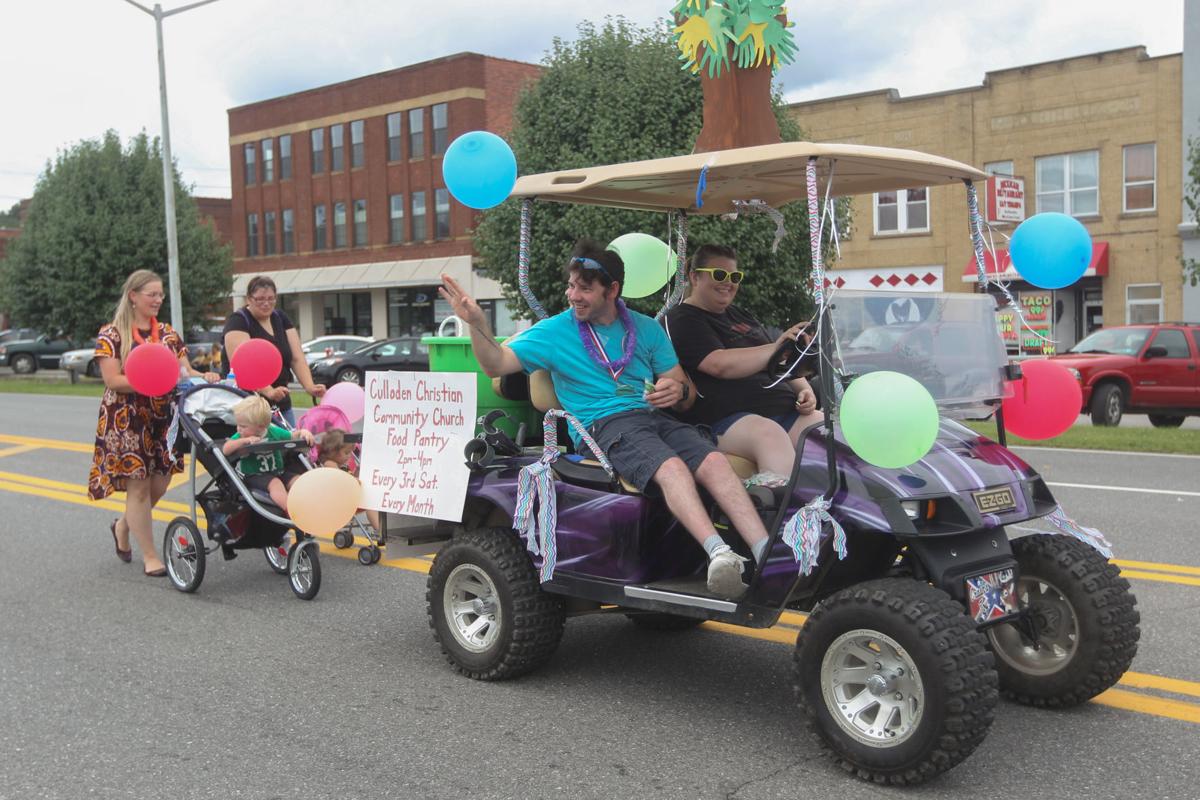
[{"x1": 577, "y1": 299, "x2": 637, "y2": 374}]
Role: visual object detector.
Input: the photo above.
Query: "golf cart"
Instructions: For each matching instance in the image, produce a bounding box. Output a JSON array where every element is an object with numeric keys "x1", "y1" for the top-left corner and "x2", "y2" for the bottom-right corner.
[{"x1": 423, "y1": 142, "x2": 1139, "y2": 784}]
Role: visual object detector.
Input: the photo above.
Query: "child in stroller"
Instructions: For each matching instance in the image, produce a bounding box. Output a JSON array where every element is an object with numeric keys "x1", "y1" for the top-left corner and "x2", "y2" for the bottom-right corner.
[
  {"x1": 223, "y1": 395, "x2": 314, "y2": 515},
  {"x1": 163, "y1": 383, "x2": 323, "y2": 599}
]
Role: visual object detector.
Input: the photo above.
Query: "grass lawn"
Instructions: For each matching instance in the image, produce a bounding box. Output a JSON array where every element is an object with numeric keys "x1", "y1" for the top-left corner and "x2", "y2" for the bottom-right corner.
[{"x1": 961, "y1": 420, "x2": 1200, "y2": 455}]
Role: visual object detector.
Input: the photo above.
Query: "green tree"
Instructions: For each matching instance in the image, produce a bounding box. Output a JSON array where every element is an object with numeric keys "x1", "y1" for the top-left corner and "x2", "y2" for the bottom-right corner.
[
  {"x1": 0, "y1": 130, "x2": 231, "y2": 341},
  {"x1": 1185, "y1": 132, "x2": 1200, "y2": 286},
  {"x1": 474, "y1": 18, "x2": 847, "y2": 328},
  {"x1": 0, "y1": 202, "x2": 20, "y2": 228}
]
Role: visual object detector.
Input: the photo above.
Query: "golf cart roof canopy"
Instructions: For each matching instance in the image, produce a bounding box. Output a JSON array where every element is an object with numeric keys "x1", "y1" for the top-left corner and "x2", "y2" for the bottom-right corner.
[{"x1": 510, "y1": 141, "x2": 988, "y2": 215}]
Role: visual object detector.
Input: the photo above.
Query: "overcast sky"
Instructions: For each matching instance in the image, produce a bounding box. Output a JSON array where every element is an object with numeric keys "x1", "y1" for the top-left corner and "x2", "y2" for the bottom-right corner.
[{"x1": 0, "y1": 0, "x2": 1185, "y2": 208}]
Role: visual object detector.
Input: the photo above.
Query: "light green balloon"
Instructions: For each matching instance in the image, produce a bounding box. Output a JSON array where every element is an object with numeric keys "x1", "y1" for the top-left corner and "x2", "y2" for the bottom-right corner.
[
  {"x1": 608, "y1": 233, "x2": 678, "y2": 299},
  {"x1": 839, "y1": 371, "x2": 939, "y2": 469}
]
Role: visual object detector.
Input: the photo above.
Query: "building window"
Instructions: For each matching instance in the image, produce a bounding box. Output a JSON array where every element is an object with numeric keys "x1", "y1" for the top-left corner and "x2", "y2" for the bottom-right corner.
[
  {"x1": 1123, "y1": 143, "x2": 1156, "y2": 213},
  {"x1": 243, "y1": 143, "x2": 256, "y2": 185},
  {"x1": 282, "y1": 208, "x2": 294, "y2": 253},
  {"x1": 387, "y1": 112, "x2": 402, "y2": 161},
  {"x1": 279, "y1": 134, "x2": 292, "y2": 180},
  {"x1": 432, "y1": 103, "x2": 448, "y2": 156},
  {"x1": 434, "y1": 188, "x2": 450, "y2": 238},
  {"x1": 310, "y1": 129, "x2": 325, "y2": 173},
  {"x1": 984, "y1": 160, "x2": 1013, "y2": 176},
  {"x1": 350, "y1": 120, "x2": 365, "y2": 168},
  {"x1": 330, "y1": 124, "x2": 344, "y2": 171},
  {"x1": 313, "y1": 204, "x2": 326, "y2": 250},
  {"x1": 1126, "y1": 284, "x2": 1162, "y2": 324},
  {"x1": 1036, "y1": 151, "x2": 1099, "y2": 217},
  {"x1": 389, "y1": 194, "x2": 405, "y2": 243},
  {"x1": 324, "y1": 291, "x2": 372, "y2": 336},
  {"x1": 874, "y1": 188, "x2": 928, "y2": 234},
  {"x1": 408, "y1": 108, "x2": 424, "y2": 159},
  {"x1": 246, "y1": 213, "x2": 258, "y2": 257},
  {"x1": 333, "y1": 202, "x2": 346, "y2": 247},
  {"x1": 387, "y1": 287, "x2": 438, "y2": 337},
  {"x1": 353, "y1": 199, "x2": 367, "y2": 246},
  {"x1": 261, "y1": 138, "x2": 274, "y2": 183},
  {"x1": 263, "y1": 211, "x2": 276, "y2": 255},
  {"x1": 411, "y1": 191, "x2": 426, "y2": 240}
]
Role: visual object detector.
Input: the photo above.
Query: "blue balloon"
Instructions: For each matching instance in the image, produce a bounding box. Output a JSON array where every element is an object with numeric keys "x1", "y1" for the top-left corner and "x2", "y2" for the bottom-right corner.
[
  {"x1": 442, "y1": 131, "x2": 517, "y2": 210},
  {"x1": 1009, "y1": 212, "x2": 1093, "y2": 290}
]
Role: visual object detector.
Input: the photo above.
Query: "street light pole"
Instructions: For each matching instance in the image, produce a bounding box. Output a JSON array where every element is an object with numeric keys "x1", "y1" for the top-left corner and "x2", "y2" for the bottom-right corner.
[{"x1": 121, "y1": 0, "x2": 220, "y2": 334}]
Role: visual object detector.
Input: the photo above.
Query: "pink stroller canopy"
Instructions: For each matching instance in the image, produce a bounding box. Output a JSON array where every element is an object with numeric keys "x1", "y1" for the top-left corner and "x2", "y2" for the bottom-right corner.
[{"x1": 297, "y1": 405, "x2": 355, "y2": 466}]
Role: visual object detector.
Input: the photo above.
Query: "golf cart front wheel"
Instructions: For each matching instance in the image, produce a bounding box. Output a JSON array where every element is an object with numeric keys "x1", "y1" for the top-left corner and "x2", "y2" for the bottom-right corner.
[
  {"x1": 163, "y1": 516, "x2": 206, "y2": 593},
  {"x1": 287, "y1": 539, "x2": 321, "y2": 600},
  {"x1": 986, "y1": 534, "x2": 1139, "y2": 707},
  {"x1": 426, "y1": 527, "x2": 565, "y2": 681},
  {"x1": 793, "y1": 578, "x2": 998, "y2": 786}
]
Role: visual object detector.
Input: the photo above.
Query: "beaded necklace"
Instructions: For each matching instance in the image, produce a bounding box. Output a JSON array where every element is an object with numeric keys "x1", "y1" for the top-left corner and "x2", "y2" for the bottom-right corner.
[{"x1": 577, "y1": 299, "x2": 636, "y2": 380}]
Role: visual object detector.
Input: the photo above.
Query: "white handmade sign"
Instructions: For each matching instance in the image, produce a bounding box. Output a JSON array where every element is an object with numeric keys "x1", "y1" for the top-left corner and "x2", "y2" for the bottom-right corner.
[{"x1": 359, "y1": 371, "x2": 476, "y2": 522}]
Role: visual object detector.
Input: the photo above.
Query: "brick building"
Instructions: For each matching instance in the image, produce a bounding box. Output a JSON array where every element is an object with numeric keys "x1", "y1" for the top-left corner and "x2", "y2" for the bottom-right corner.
[
  {"x1": 227, "y1": 52, "x2": 541, "y2": 342},
  {"x1": 193, "y1": 196, "x2": 233, "y2": 247},
  {"x1": 789, "y1": 46, "x2": 1186, "y2": 352}
]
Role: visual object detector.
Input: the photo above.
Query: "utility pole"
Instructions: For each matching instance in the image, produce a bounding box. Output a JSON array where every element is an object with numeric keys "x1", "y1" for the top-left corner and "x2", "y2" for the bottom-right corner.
[{"x1": 121, "y1": 0, "x2": 221, "y2": 333}]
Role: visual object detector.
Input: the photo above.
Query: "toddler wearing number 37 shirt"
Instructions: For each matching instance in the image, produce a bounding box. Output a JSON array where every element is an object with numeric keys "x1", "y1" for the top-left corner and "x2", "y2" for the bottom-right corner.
[{"x1": 222, "y1": 395, "x2": 313, "y2": 514}]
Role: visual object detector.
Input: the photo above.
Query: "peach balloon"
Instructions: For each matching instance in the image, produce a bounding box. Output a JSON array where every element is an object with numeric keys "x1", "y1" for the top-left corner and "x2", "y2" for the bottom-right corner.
[{"x1": 287, "y1": 468, "x2": 362, "y2": 535}]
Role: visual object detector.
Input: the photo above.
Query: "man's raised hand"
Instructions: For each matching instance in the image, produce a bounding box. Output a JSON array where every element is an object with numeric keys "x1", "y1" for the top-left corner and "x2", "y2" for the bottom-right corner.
[{"x1": 439, "y1": 274, "x2": 487, "y2": 328}]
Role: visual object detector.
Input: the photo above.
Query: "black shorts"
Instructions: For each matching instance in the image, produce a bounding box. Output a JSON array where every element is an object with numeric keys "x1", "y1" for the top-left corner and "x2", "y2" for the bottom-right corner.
[
  {"x1": 590, "y1": 410, "x2": 717, "y2": 492},
  {"x1": 241, "y1": 461, "x2": 305, "y2": 494}
]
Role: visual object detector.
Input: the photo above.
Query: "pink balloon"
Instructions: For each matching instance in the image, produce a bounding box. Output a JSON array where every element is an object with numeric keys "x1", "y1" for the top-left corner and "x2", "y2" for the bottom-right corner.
[
  {"x1": 1001, "y1": 359, "x2": 1081, "y2": 440},
  {"x1": 124, "y1": 343, "x2": 179, "y2": 397},
  {"x1": 230, "y1": 338, "x2": 283, "y2": 391},
  {"x1": 321, "y1": 382, "x2": 366, "y2": 424}
]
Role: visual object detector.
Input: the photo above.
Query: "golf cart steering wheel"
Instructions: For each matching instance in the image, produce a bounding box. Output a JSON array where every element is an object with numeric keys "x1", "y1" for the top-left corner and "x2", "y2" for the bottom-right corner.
[{"x1": 767, "y1": 335, "x2": 818, "y2": 383}]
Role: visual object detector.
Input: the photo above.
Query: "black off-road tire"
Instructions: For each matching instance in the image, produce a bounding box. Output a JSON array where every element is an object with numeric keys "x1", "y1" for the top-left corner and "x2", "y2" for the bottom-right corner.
[
  {"x1": 1148, "y1": 414, "x2": 1185, "y2": 428},
  {"x1": 793, "y1": 578, "x2": 997, "y2": 786},
  {"x1": 427, "y1": 526, "x2": 565, "y2": 681},
  {"x1": 625, "y1": 612, "x2": 705, "y2": 631},
  {"x1": 1090, "y1": 383, "x2": 1123, "y2": 426},
  {"x1": 987, "y1": 534, "x2": 1139, "y2": 707}
]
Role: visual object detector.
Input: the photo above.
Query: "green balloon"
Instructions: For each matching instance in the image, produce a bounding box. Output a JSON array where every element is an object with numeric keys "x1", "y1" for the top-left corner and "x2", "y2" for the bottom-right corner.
[
  {"x1": 839, "y1": 371, "x2": 939, "y2": 469},
  {"x1": 608, "y1": 233, "x2": 678, "y2": 299}
]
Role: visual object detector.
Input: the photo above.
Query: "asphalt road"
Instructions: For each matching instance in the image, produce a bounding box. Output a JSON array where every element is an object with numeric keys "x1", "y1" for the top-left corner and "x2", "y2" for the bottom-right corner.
[{"x1": 0, "y1": 394, "x2": 1198, "y2": 799}]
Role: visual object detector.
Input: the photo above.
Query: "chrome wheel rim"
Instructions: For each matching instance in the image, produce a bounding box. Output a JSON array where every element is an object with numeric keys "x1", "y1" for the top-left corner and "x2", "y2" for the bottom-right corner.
[
  {"x1": 338, "y1": 370, "x2": 360, "y2": 384},
  {"x1": 290, "y1": 543, "x2": 315, "y2": 594},
  {"x1": 166, "y1": 527, "x2": 198, "y2": 585},
  {"x1": 988, "y1": 575, "x2": 1079, "y2": 676},
  {"x1": 1105, "y1": 392, "x2": 1121, "y2": 423},
  {"x1": 443, "y1": 563, "x2": 501, "y2": 653},
  {"x1": 266, "y1": 532, "x2": 293, "y2": 570},
  {"x1": 820, "y1": 629, "x2": 925, "y2": 748}
]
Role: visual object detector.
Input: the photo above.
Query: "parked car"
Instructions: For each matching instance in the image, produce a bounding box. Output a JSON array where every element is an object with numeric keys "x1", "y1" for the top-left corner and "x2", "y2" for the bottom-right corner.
[
  {"x1": 0, "y1": 332, "x2": 75, "y2": 374},
  {"x1": 309, "y1": 336, "x2": 429, "y2": 386},
  {"x1": 1044, "y1": 322, "x2": 1200, "y2": 426},
  {"x1": 61, "y1": 342, "x2": 101, "y2": 378},
  {"x1": 302, "y1": 334, "x2": 374, "y2": 367},
  {"x1": 0, "y1": 328, "x2": 36, "y2": 345}
]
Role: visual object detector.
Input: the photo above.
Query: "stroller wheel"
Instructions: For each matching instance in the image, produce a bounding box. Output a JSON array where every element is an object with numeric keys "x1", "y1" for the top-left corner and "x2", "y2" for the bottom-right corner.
[
  {"x1": 288, "y1": 539, "x2": 321, "y2": 600},
  {"x1": 164, "y1": 516, "x2": 206, "y2": 593},
  {"x1": 371, "y1": 546, "x2": 382, "y2": 564},
  {"x1": 333, "y1": 529, "x2": 354, "y2": 550},
  {"x1": 357, "y1": 546, "x2": 376, "y2": 566},
  {"x1": 264, "y1": 543, "x2": 289, "y2": 575}
]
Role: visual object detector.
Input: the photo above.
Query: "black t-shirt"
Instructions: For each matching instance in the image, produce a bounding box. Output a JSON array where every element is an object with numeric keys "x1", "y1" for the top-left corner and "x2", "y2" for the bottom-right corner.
[
  {"x1": 221, "y1": 308, "x2": 296, "y2": 412},
  {"x1": 665, "y1": 302, "x2": 795, "y2": 425}
]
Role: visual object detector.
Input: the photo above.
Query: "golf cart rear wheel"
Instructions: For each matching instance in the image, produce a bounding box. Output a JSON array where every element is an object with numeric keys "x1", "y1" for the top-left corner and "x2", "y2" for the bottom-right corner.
[
  {"x1": 287, "y1": 539, "x2": 321, "y2": 600},
  {"x1": 793, "y1": 578, "x2": 998, "y2": 786},
  {"x1": 986, "y1": 534, "x2": 1139, "y2": 707},
  {"x1": 264, "y1": 531, "x2": 293, "y2": 575},
  {"x1": 164, "y1": 516, "x2": 206, "y2": 593},
  {"x1": 426, "y1": 526, "x2": 565, "y2": 681},
  {"x1": 625, "y1": 612, "x2": 705, "y2": 631}
]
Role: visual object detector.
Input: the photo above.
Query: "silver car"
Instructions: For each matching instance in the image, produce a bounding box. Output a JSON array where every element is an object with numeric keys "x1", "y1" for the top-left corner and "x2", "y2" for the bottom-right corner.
[
  {"x1": 61, "y1": 344, "x2": 100, "y2": 378},
  {"x1": 302, "y1": 335, "x2": 373, "y2": 366}
]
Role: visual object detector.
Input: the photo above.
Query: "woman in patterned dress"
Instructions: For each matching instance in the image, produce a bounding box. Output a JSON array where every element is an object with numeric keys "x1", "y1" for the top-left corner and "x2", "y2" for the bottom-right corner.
[{"x1": 88, "y1": 270, "x2": 220, "y2": 576}]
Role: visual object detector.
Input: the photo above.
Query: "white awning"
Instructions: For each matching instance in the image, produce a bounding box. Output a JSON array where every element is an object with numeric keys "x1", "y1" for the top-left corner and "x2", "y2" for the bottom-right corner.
[{"x1": 230, "y1": 255, "x2": 502, "y2": 298}]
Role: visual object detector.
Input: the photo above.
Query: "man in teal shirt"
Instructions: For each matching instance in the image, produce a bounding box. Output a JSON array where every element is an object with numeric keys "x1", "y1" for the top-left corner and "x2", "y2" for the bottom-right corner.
[{"x1": 439, "y1": 240, "x2": 771, "y2": 599}]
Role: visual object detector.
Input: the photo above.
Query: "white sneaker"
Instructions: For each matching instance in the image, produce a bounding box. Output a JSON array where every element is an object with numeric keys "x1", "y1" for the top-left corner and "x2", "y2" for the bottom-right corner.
[{"x1": 707, "y1": 549, "x2": 749, "y2": 599}]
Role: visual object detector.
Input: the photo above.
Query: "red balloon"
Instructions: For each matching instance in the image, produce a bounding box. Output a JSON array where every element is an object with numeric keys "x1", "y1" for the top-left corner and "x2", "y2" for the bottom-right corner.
[
  {"x1": 229, "y1": 338, "x2": 283, "y2": 391},
  {"x1": 124, "y1": 343, "x2": 180, "y2": 397},
  {"x1": 1001, "y1": 359, "x2": 1082, "y2": 440}
]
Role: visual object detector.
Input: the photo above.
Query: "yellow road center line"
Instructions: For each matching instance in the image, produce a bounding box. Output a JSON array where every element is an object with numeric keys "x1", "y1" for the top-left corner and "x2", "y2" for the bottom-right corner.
[
  {"x1": 1115, "y1": 569, "x2": 1200, "y2": 588},
  {"x1": 1121, "y1": 671, "x2": 1200, "y2": 700},
  {"x1": 0, "y1": 444, "x2": 42, "y2": 457},
  {"x1": 0, "y1": 433, "x2": 92, "y2": 453},
  {"x1": 1090, "y1": 687, "x2": 1200, "y2": 725},
  {"x1": 1113, "y1": 559, "x2": 1200, "y2": 578}
]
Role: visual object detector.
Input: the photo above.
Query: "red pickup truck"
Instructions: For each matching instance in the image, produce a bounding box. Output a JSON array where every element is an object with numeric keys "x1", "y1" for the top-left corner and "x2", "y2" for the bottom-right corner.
[{"x1": 1045, "y1": 322, "x2": 1200, "y2": 427}]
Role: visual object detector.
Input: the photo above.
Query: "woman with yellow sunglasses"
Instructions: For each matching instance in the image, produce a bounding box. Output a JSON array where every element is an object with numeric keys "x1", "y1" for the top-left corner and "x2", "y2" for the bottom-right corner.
[{"x1": 665, "y1": 244, "x2": 822, "y2": 480}]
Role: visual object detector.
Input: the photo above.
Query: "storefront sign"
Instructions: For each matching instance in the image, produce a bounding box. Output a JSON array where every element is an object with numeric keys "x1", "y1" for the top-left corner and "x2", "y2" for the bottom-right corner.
[
  {"x1": 1018, "y1": 291, "x2": 1055, "y2": 355},
  {"x1": 986, "y1": 175, "x2": 1025, "y2": 224},
  {"x1": 359, "y1": 371, "x2": 476, "y2": 521}
]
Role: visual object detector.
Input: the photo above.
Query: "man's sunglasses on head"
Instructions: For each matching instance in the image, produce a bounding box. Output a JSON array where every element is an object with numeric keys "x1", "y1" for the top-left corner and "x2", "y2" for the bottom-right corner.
[{"x1": 694, "y1": 267, "x2": 744, "y2": 285}]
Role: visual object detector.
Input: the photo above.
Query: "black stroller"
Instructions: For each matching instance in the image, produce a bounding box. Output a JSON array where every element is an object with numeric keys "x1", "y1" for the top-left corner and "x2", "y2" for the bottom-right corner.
[{"x1": 163, "y1": 383, "x2": 321, "y2": 600}]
